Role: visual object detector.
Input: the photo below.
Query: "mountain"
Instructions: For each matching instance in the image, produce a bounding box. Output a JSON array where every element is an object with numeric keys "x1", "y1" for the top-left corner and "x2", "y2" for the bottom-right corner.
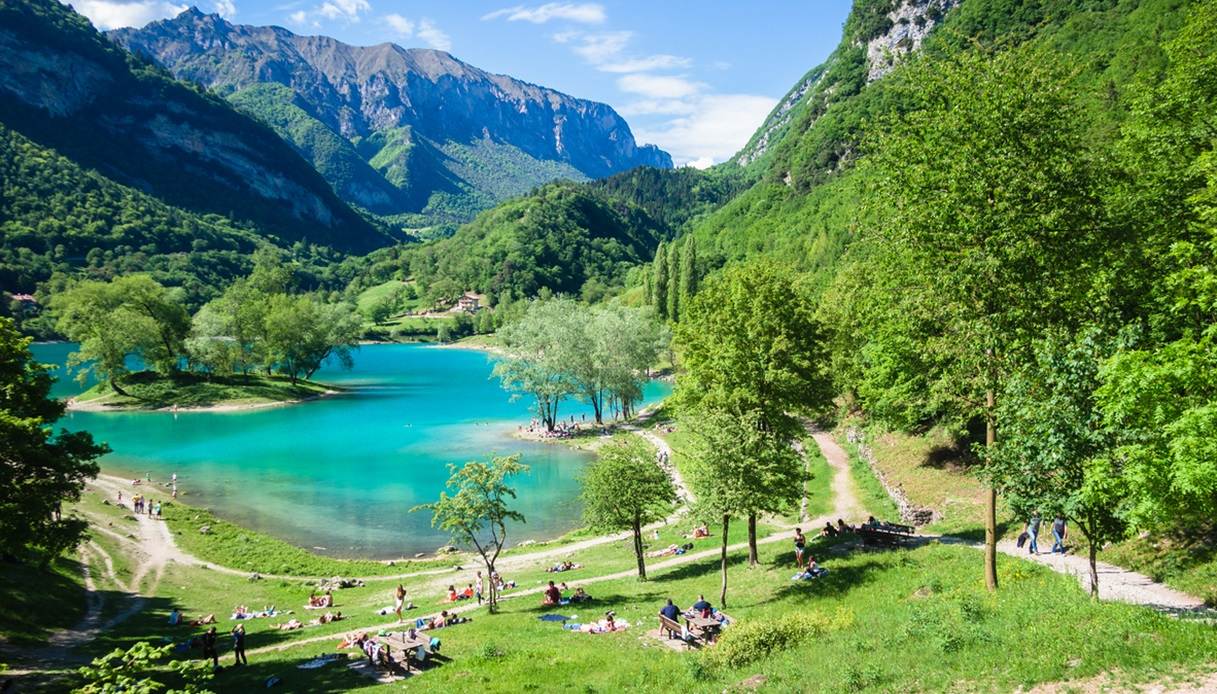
[
  {"x1": 0, "y1": 0, "x2": 392, "y2": 258},
  {"x1": 109, "y1": 10, "x2": 672, "y2": 229},
  {"x1": 688, "y1": 0, "x2": 1197, "y2": 272}
]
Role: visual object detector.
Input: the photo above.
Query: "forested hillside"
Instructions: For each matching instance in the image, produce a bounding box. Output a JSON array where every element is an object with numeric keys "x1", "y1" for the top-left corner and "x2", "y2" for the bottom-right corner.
[
  {"x1": 0, "y1": 0, "x2": 397, "y2": 296},
  {"x1": 689, "y1": 0, "x2": 1192, "y2": 273}
]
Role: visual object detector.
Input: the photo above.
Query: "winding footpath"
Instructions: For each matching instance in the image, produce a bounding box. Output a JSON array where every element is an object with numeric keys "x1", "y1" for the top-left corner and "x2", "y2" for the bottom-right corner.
[{"x1": 803, "y1": 435, "x2": 1209, "y2": 617}]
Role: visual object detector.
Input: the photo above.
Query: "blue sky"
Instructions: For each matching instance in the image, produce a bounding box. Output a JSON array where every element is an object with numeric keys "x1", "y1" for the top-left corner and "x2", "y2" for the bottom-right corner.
[{"x1": 73, "y1": 1, "x2": 854, "y2": 166}]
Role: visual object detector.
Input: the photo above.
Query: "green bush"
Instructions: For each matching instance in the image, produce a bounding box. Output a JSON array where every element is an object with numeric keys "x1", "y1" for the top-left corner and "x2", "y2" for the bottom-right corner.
[{"x1": 702, "y1": 609, "x2": 853, "y2": 670}]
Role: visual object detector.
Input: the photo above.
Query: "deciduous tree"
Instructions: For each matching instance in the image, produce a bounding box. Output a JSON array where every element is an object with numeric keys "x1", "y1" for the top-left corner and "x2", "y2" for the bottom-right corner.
[{"x1": 580, "y1": 437, "x2": 676, "y2": 579}]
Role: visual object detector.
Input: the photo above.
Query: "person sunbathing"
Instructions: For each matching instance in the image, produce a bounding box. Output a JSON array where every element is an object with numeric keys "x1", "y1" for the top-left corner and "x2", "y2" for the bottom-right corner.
[
  {"x1": 546, "y1": 561, "x2": 581, "y2": 573},
  {"x1": 307, "y1": 591, "x2": 333, "y2": 608},
  {"x1": 692, "y1": 525, "x2": 710, "y2": 539},
  {"x1": 311, "y1": 611, "x2": 343, "y2": 625},
  {"x1": 570, "y1": 587, "x2": 591, "y2": 603},
  {"x1": 647, "y1": 544, "x2": 679, "y2": 558},
  {"x1": 273, "y1": 618, "x2": 304, "y2": 630},
  {"x1": 189, "y1": 614, "x2": 216, "y2": 626}
]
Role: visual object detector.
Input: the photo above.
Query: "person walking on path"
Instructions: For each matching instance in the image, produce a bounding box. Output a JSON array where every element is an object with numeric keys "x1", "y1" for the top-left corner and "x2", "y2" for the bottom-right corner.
[
  {"x1": 231, "y1": 624, "x2": 247, "y2": 666},
  {"x1": 793, "y1": 528, "x2": 807, "y2": 567},
  {"x1": 394, "y1": 584, "x2": 407, "y2": 623},
  {"x1": 1051, "y1": 515, "x2": 1068, "y2": 554},
  {"x1": 1027, "y1": 514, "x2": 1042, "y2": 555},
  {"x1": 475, "y1": 571, "x2": 484, "y2": 606},
  {"x1": 201, "y1": 626, "x2": 219, "y2": 667}
]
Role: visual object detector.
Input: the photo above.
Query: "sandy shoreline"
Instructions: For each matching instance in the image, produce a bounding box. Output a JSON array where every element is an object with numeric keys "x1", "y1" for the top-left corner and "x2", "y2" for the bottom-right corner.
[{"x1": 65, "y1": 389, "x2": 341, "y2": 414}]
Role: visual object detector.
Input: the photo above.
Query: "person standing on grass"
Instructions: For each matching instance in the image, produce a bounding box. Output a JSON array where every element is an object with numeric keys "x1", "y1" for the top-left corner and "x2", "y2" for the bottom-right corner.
[
  {"x1": 394, "y1": 584, "x2": 407, "y2": 622},
  {"x1": 1051, "y1": 515, "x2": 1068, "y2": 554},
  {"x1": 231, "y1": 624, "x2": 247, "y2": 666},
  {"x1": 475, "y1": 571, "x2": 484, "y2": 605},
  {"x1": 793, "y1": 527, "x2": 807, "y2": 567},
  {"x1": 201, "y1": 626, "x2": 219, "y2": 667},
  {"x1": 1027, "y1": 513, "x2": 1042, "y2": 555}
]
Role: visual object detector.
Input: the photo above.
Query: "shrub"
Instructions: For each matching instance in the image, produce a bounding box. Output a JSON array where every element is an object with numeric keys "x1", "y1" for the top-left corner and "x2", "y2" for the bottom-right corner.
[{"x1": 702, "y1": 609, "x2": 853, "y2": 670}]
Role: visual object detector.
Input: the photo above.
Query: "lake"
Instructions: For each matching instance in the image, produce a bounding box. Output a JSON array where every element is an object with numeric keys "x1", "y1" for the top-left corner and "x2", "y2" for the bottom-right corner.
[{"x1": 32, "y1": 342, "x2": 670, "y2": 558}]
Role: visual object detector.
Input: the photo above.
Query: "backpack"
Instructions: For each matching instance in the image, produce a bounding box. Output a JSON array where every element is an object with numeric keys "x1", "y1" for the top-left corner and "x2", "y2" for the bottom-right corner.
[{"x1": 1016, "y1": 532, "x2": 1028, "y2": 548}]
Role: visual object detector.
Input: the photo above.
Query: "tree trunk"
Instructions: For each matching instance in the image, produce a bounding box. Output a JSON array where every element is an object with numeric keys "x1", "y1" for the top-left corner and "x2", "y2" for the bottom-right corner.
[
  {"x1": 487, "y1": 562, "x2": 498, "y2": 612},
  {"x1": 109, "y1": 377, "x2": 129, "y2": 397},
  {"x1": 633, "y1": 517, "x2": 647, "y2": 580},
  {"x1": 747, "y1": 513, "x2": 758, "y2": 567},
  {"x1": 1088, "y1": 540, "x2": 1100, "y2": 599},
  {"x1": 984, "y1": 388, "x2": 999, "y2": 592},
  {"x1": 720, "y1": 513, "x2": 730, "y2": 607}
]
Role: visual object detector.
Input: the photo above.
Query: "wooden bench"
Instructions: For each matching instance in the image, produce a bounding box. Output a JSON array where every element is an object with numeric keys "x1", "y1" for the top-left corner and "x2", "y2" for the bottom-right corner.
[
  {"x1": 858, "y1": 523, "x2": 916, "y2": 547},
  {"x1": 658, "y1": 615, "x2": 700, "y2": 647}
]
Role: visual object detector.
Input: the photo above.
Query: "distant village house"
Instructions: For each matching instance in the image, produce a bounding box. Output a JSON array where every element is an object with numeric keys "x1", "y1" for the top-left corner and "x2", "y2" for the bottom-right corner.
[{"x1": 452, "y1": 292, "x2": 483, "y2": 313}]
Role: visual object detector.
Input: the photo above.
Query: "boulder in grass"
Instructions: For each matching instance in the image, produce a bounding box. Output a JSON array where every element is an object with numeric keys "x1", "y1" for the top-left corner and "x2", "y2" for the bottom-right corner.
[
  {"x1": 437, "y1": 545, "x2": 458, "y2": 554},
  {"x1": 199, "y1": 525, "x2": 211, "y2": 534}
]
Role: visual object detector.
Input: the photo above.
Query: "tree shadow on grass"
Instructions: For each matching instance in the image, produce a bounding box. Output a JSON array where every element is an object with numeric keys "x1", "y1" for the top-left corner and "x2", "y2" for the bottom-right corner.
[{"x1": 770, "y1": 556, "x2": 892, "y2": 604}]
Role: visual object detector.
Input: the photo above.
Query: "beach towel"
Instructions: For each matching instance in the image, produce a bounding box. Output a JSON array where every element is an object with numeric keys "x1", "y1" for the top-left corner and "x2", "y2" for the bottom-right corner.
[
  {"x1": 297, "y1": 654, "x2": 343, "y2": 670},
  {"x1": 538, "y1": 614, "x2": 572, "y2": 622}
]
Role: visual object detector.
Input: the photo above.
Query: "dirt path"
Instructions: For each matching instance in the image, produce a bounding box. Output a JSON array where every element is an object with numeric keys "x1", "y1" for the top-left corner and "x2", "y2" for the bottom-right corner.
[{"x1": 805, "y1": 433, "x2": 1210, "y2": 616}]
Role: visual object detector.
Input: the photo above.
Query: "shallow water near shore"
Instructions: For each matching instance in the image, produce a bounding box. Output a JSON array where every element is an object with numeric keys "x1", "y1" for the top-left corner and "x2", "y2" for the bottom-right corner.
[{"x1": 33, "y1": 342, "x2": 670, "y2": 558}]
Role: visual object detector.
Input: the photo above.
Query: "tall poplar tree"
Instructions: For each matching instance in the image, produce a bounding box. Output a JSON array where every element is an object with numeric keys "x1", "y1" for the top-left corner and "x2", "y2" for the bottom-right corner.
[
  {"x1": 666, "y1": 240, "x2": 680, "y2": 321},
  {"x1": 679, "y1": 235, "x2": 698, "y2": 310},
  {"x1": 652, "y1": 242, "x2": 669, "y2": 320}
]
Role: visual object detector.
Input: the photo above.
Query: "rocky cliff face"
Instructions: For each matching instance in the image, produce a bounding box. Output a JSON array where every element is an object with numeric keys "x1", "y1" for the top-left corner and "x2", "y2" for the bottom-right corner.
[
  {"x1": 865, "y1": 0, "x2": 960, "y2": 81},
  {"x1": 0, "y1": 0, "x2": 390, "y2": 252},
  {"x1": 109, "y1": 10, "x2": 672, "y2": 222}
]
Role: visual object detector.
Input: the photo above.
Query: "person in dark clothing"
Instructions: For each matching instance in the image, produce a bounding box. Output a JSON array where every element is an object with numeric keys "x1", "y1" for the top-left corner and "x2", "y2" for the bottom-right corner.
[
  {"x1": 691, "y1": 594, "x2": 711, "y2": 617},
  {"x1": 659, "y1": 599, "x2": 680, "y2": 621},
  {"x1": 231, "y1": 624, "x2": 247, "y2": 665},
  {"x1": 1051, "y1": 516, "x2": 1068, "y2": 554},
  {"x1": 201, "y1": 626, "x2": 219, "y2": 667},
  {"x1": 542, "y1": 580, "x2": 562, "y2": 606}
]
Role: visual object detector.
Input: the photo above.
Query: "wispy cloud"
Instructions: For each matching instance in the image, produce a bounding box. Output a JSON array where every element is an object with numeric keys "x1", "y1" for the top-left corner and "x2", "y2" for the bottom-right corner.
[
  {"x1": 597, "y1": 54, "x2": 692, "y2": 74},
  {"x1": 483, "y1": 3, "x2": 605, "y2": 24},
  {"x1": 287, "y1": 0, "x2": 368, "y2": 28},
  {"x1": 384, "y1": 13, "x2": 413, "y2": 37},
  {"x1": 214, "y1": 0, "x2": 235, "y2": 17},
  {"x1": 617, "y1": 73, "x2": 704, "y2": 100},
  {"x1": 417, "y1": 18, "x2": 451, "y2": 50},
  {"x1": 73, "y1": 0, "x2": 186, "y2": 29}
]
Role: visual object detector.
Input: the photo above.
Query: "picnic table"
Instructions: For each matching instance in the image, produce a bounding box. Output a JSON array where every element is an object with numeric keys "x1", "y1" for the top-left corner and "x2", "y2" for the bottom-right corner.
[
  {"x1": 380, "y1": 632, "x2": 433, "y2": 672},
  {"x1": 685, "y1": 615, "x2": 722, "y2": 642}
]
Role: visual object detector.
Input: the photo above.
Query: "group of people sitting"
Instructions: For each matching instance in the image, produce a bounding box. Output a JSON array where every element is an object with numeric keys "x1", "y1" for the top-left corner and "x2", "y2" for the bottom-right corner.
[
  {"x1": 306, "y1": 590, "x2": 334, "y2": 609},
  {"x1": 545, "y1": 561, "x2": 582, "y2": 573},
  {"x1": 445, "y1": 584, "x2": 475, "y2": 602},
  {"x1": 542, "y1": 580, "x2": 591, "y2": 606},
  {"x1": 657, "y1": 595, "x2": 732, "y2": 641},
  {"x1": 820, "y1": 518, "x2": 857, "y2": 537},
  {"x1": 272, "y1": 611, "x2": 344, "y2": 631}
]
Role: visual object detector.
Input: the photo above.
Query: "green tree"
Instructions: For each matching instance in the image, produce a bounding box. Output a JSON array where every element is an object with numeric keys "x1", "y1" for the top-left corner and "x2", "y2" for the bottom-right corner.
[
  {"x1": 666, "y1": 239, "x2": 680, "y2": 321},
  {"x1": 580, "y1": 437, "x2": 676, "y2": 580},
  {"x1": 840, "y1": 48, "x2": 1108, "y2": 591},
  {"x1": 75, "y1": 641, "x2": 214, "y2": 694},
  {"x1": 411, "y1": 455, "x2": 528, "y2": 612},
  {"x1": 0, "y1": 317, "x2": 106, "y2": 565},
  {"x1": 686, "y1": 409, "x2": 797, "y2": 605},
  {"x1": 262, "y1": 295, "x2": 360, "y2": 382},
  {"x1": 494, "y1": 299, "x2": 577, "y2": 431},
  {"x1": 679, "y1": 235, "x2": 698, "y2": 311},
  {"x1": 652, "y1": 242, "x2": 669, "y2": 320},
  {"x1": 52, "y1": 275, "x2": 190, "y2": 393},
  {"x1": 989, "y1": 330, "x2": 1128, "y2": 596},
  {"x1": 675, "y1": 259, "x2": 832, "y2": 562}
]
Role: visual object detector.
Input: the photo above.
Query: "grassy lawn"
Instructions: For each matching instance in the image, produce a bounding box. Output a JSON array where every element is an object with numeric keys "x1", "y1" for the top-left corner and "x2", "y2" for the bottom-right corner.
[
  {"x1": 74, "y1": 372, "x2": 334, "y2": 410},
  {"x1": 1102, "y1": 533, "x2": 1217, "y2": 606},
  {"x1": 75, "y1": 540, "x2": 1217, "y2": 694},
  {"x1": 801, "y1": 435, "x2": 833, "y2": 521},
  {"x1": 0, "y1": 556, "x2": 88, "y2": 647}
]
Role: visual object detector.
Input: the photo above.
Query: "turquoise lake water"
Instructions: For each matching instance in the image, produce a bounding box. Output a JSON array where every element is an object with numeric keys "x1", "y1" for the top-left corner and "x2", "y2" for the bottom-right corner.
[{"x1": 32, "y1": 342, "x2": 670, "y2": 558}]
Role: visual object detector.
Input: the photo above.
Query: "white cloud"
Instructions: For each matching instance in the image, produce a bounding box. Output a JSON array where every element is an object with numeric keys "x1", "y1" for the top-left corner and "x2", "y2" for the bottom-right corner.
[
  {"x1": 616, "y1": 99, "x2": 697, "y2": 117},
  {"x1": 384, "y1": 13, "x2": 414, "y2": 37},
  {"x1": 286, "y1": 0, "x2": 367, "y2": 28},
  {"x1": 633, "y1": 94, "x2": 777, "y2": 167},
  {"x1": 565, "y1": 30, "x2": 632, "y2": 63},
  {"x1": 483, "y1": 3, "x2": 605, "y2": 24},
  {"x1": 617, "y1": 73, "x2": 704, "y2": 100},
  {"x1": 72, "y1": 0, "x2": 186, "y2": 29},
  {"x1": 214, "y1": 0, "x2": 235, "y2": 17},
  {"x1": 597, "y1": 54, "x2": 691, "y2": 74},
  {"x1": 417, "y1": 18, "x2": 451, "y2": 51}
]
